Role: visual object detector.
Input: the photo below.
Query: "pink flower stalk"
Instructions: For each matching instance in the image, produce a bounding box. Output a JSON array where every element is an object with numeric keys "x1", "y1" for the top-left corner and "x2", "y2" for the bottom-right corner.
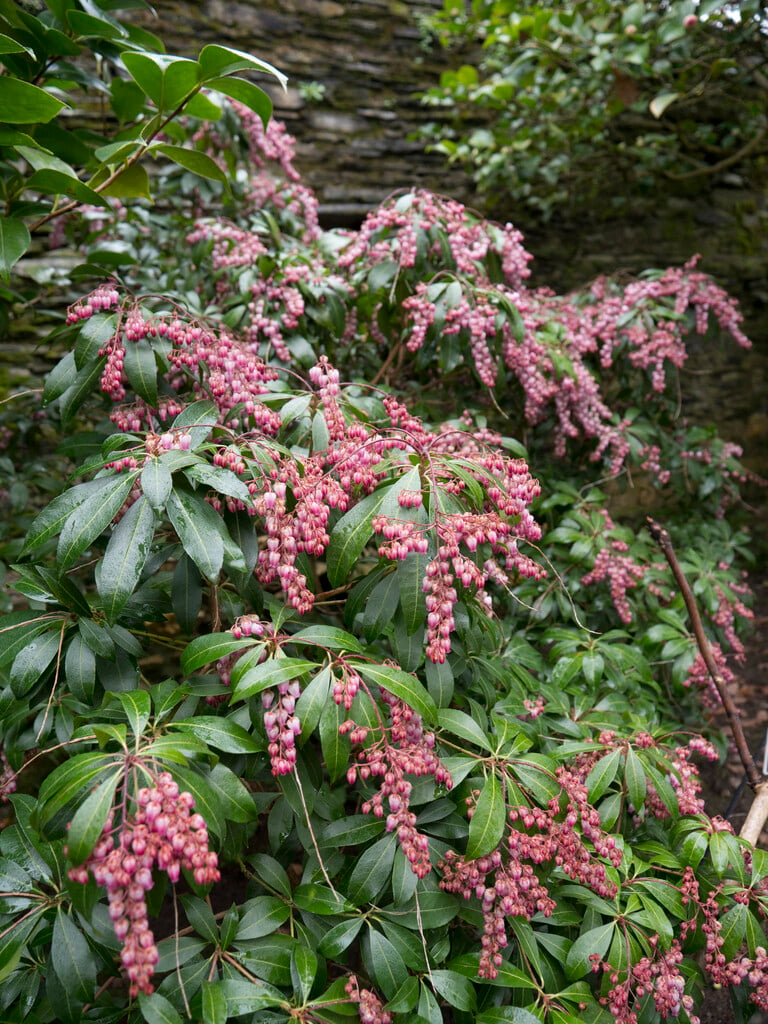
[
  {"x1": 68, "y1": 772, "x2": 219, "y2": 998},
  {"x1": 262, "y1": 680, "x2": 302, "y2": 775},
  {"x1": 344, "y1": 687, "x2": 452, "y2": 878},
  {"x1": 345, "y1": 975, "x2": 392, "y2": 1024}
]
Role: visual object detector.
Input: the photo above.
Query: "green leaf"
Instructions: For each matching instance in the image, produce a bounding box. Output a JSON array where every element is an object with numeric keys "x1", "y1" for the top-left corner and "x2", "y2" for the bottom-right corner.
[
  {"x1": 237, "y1": 933, "x2": 294, "y2": 985},
  {"x1": 0, "y1": 611, "x2": 58, "y2": 668},
  {"x1": 364, "y1": 927, "x2": 408, "y2": 1000},
  {"x1": 348, "y1": 835, "x2": 397, "y2": 905},
  {"x1": 249, "y1": 853, "x2": 292, "y2": 899},
  {"x1": 565, "y1": 921, "x2": 615, "y2": 980},
  {"x1": 430, "y1": 970, "x2": 476, "y2": 1012},
  {"x1": 219, "y1": 978, "x2": 285, "y2": 1014},
  {"x1": 0, "y1": 910, "x2": 43, "y2": 984},
  {"x1": 64, "y1": 633, "x2": 96, "y2": 703},
  {"x1": 173, "y1": 716, "x2": 259, "y2": 754},
  {"x1": 65, "y1": 769, "x2": 121, "y2": 866},
  {"x1": 58, "y1": 355, "x2": 108, "y2": 427},
  {"x1": 0, "y1": 217, "x2": 30, "y2": 282},
  {"x1": 57, "y1": 472, "x2": 138, "y2": 570},
  {"x1": 206, "y1": 762, "x2": 257, "y2": 823},
  {"x1": 477, "y1": 1008, "x2": 544, "y2": 1024},
  {"x1": 317, "y1": 917, "x2": 364, "y2": 958},
  {"x1": 289, "y1": 624, "x2": 365, "y2": 654},
  {"x1": 319, "y1": 697, "x2": 349, "y2": 783},
  {"x1": 231, "y1": 657, "x2": 313, "y2": 703},
  {"x1": 52, "y1": 907, "x2": 95, "y2": 1003},
  {"x1": 201, "y1": 980, "x2": 227, "y2": 1024},
  {"x1": 438, "y1": 707, "x2": 491, "y2": 752},
  {"x1": 291, "y1": 945, "x2": 318, "y2": 1003},
  {"x1": 0, "y1": 77, "x2": 66, "y2": 123},
  {"x1": 586, "y1": 748, "x2": 622, "y2": 802},
  {"x1": 197, "y1": 45, "x2": 287, "y2": 88},
  {"x1": 179, "y1": 893, "x2": 219, "y2": 944},
  {"x1": 325, "y1": 487, "x2": 390, "y2": 587},
  {"x1": 74, "y1": 313, "x2": 117, "y2": 370},
  {"x1": 205, "y1": 76, "x2": 272, "y2": 127},
  {"x1": 138, "y1": 991, "x2": 183, "y2": 1024},
  {"x1": 100, "y1": 162, "x2": 151, "y2": 200},
  {"x1": 294, "y1": 665, "x2": 331, "y2": 739},
  {"x1": 98, "y1": 494, "x2": 155, "y2": 621},
  {"x1": 624, "y1": 746, "x2": 647, "y2": 810},
  {"x1": 466, "y1": 771, "x2": 506, "y2": 861},
  {"x1": 173, "y1": 553, "x2": 203, "y2": 633},
  {"x1": 20, "y1": 477, "x2": 112, "y2": 557},
  {"x1": 166, "y1": 487, "x2": 225, "y2": 581},
  {"x1": 10, "y1": 629, "x2": 62, "y2": 696},
  {"x1": 355, "y1": 662, "x2": 436, "y2": 723},
  {"x1": 39, "y1": 753, "x2": 116, "y2": 829},
  {"x1": 238, "y1": 896, "x2": 291, "y2": 940},
  {"x1": 181, "y1": 632, "x2": 256, "y2": 674},
  {"x1": 123, "y1": 340, "x2": 158, "y2": 407},
  {"x1": 117, "y1": 689, "x2": 151, "y2": 737},
  {"x1": 293, "y1": 883, "x2": 355, "y2": 916},
  {"x1": 156, "y1": 143, "x2": 230, "y2": 188}
]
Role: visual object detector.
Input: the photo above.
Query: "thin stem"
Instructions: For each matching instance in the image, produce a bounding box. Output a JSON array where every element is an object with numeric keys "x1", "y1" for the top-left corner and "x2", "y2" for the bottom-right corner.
[{"x1": 647, "y1": 517, "x2": 760, "y2": 789}]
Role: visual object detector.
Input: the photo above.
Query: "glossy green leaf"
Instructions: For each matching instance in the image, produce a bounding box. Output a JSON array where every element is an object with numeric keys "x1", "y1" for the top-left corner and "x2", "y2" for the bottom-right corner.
[
  {"x1": 624, "y1": 745, "x2": 647, "y2": 810},
  {"x1": 325, "y1": 487, "x2": 390, "y2": 587},
  {"x1": 348, "y1": 835, "x2": 396, "y2": 905},
  {"x1": 438, "y1": 707, "x2": 492, "y2": 752},
  {"x1": 123, "y1": 340, "x2": 158, "y2": 407},
  {"x1": 466, "y1": 771, "x2": 505, "y2": 861},
  {"x1": 317, "y1": 917, "x2": 364, "y2": 958},
  {"x1": 293, "y1": 883, "x2": 355, "y2": 916},
  {"x1": 0, "y1": 77, "x2": 66, "y2": 123},
  {"x1": 57, "y1": 472, "x2": 138, "y2": 570},
  {"x1": 291, "y1": 944, "x2": 317, "y2": 1003},
  {"x1": 179, "y1": 893, "x2": 219, "y2": 944},
  {"x1": 0, "y1": 612, "x2": 58, "y2": 669},
  {"x1": 0, "y1": 217, "x2": 30, "y2": 281},
  {"x1": 117, "y1": 689, "x2": 151, "y2": 737},
  {"x1": 10, "y1": 628, "x2": 62, "y2": 696},
  {"x1": 156, "y1": 143, "x2": 230, "y2": 188},
  {"x1": 173, "y1": 716, "x2": 259, "y2": 754},
  {"x1": 430, "y1": 970, "x2": 476, "y2": 1012},
  {"x1": 21, "y1": 477, "x2": 114, "y2": 557},
  {"x1": 355, "y1": 662, "x2": 436, "y2": 723},
  {"x1": 289, "y1": 624, "x2": 365, "y2": 654},
  {"x1": 98, "y1": 494, "x2": 155, "y2": 620},
  {"x1": 201, "y1": 980, "x2": 227, "y2": 1024},
  {"x1": 197, "y1": 44, "x2": 287, "y2": 87},
  {"x1": 181, "y1": 631, "x2": 256, "y2": 675},
  {"x1": 65, "y1": 769, "x2": 121, "y2": 866},
  {"x1": 205, "y1": 75, "x2": 272, "y2": 128},
  {"x1": 138, "y1": 991, "x2": 183, "y2": 1024},
  {"x1": 231, "y1": 657, "x2": 313, "y2": 703},
  {"x1": 39, "y1": 752, "x2": 117, "y2": 828},
  {"x1": 364, "y1": 927, "x2": 408, "y2": 1000},
  {"x1": 319, "y1": 698, "x2": 351, "y2": 783},
  {"x1": 237, "y1": 896, "x2": 290, "y2": 940},
  {"x1": 166, "y1": 487, "x2": 224, "y2": 581},
  {"x1": 64, "y1": 633, "x2": 96, "y2": 703},
  {"x1": 74, "y1": 313, "x2": 117, "y2": 370},
  {"x1": 52, "y1": 908, "x2": 96, "y2": 1002},
  {"x1": 565, "y1": 921, "x2": 615, "y2": 979},
  {"x1": 586, "y1": 747, "x2": 622, "y2": 802}
]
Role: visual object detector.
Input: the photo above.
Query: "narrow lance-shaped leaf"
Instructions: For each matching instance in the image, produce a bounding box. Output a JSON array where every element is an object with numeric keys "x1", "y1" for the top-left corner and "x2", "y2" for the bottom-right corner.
[
  {"x1": 466, "y1": 771, "x2": 506, "y2": 861},
  {"x1": 57, "y1": 472, "x2": 139, "y2": 570},
  {"x1": 51, "y1": 907, "x2": 96, "y2": 1002},
  {"x1": 65, "y1": 769, "x2": 121, "y2": 866},
  {"x1": 354, "y1": 662, "x2": 436, "y2": 724},
  {"x1": 166, "y1": 487, "x2": 224, "y2": 582},
  {"x1": 98, "y1": 494, "x2": 155, "y2": 621},
  {"x1": 0, "y1": 217, "x2": 31, "y2": 282}
]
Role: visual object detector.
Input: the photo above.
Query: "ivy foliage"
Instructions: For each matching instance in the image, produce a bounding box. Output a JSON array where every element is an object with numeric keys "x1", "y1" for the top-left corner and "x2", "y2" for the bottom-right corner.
[
  {"x1": 417, "y1": 0, "x2": 768, "y2": 217},
  {"x1": 0, "y1": 6, "x2": 765, "y2": 1024}
]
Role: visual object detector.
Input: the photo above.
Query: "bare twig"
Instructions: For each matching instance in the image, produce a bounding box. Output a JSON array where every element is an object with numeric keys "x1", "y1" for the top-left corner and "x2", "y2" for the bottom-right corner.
[
  {"x1": 648, "y1": 518, "x2": 768, "y2": 843},
  {"x1": 648, "y1": 518, "x2": 761, "y2": 777}
]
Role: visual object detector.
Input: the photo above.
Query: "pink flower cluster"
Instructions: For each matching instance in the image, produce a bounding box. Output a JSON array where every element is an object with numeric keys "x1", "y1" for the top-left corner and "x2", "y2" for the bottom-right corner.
[
  {"x1": 344, "y1": 975, "x2": 392, "y2": 1024},
  {"x1": 580, "y1": 510, "x2": 647, "y2": 623},
  {"x1": 344, "y1": 687, "x2": 452, "y2": 878},
  {"x1": 262, "y1": 680, "x2": 302, "y2": 776},
  {"x1": 68, "y1": 771, "x2": 220, "y2": 998},
  {"x1": 594, "y1": 938, "x2": 699, "y2": 1024}
]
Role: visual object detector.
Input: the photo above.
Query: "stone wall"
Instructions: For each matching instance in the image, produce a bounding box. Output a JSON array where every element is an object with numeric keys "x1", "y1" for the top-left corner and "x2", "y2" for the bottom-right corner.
[{"x1": 139, "y1": 0, "x2": 476, "y2": 223}]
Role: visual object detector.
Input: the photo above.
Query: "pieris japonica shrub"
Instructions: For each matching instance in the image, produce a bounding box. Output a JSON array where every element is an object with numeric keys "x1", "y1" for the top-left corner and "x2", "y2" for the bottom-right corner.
[{"x1": 0, "y1": 52, "x2": 764, "y2": 1024}]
